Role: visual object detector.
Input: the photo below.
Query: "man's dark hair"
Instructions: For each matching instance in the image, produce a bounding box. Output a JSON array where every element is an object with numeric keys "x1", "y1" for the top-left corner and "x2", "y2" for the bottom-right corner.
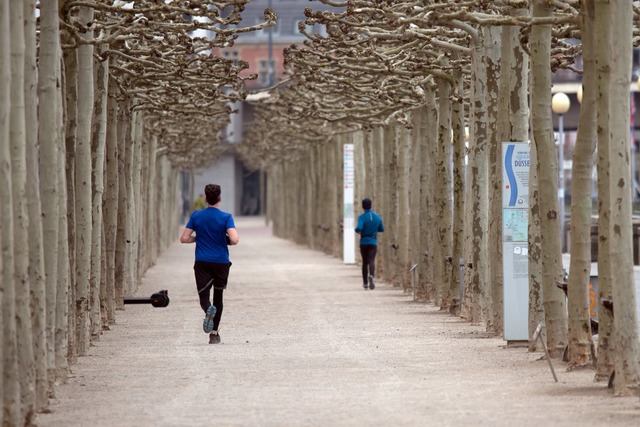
[
  {"x1": 362, "y1": 198, "x2": 372, "y2": 210},
  {"x1": 205, "y1": 184, "x2": 221, "y2": 205}
]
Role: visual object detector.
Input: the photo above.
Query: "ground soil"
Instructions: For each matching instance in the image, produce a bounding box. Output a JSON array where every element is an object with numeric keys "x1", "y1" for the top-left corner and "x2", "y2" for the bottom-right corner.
[{"x1": 35, "y1": 217, "x2": 640, "y2": 427}]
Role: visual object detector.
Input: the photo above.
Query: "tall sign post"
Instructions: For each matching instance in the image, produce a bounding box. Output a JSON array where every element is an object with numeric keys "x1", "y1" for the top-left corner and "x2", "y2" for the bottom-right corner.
[
  {"x1": 343, "y1": 144, "x2": 356, "y2": 264},
  {"x1": 502, "y1": 142, "x2": 530, "y2": 341}
]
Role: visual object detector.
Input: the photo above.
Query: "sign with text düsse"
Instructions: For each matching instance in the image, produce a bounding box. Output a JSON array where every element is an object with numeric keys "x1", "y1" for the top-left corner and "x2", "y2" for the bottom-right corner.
[{"x1": 502, "y1": 142, "x2": 530, "y2": 341}]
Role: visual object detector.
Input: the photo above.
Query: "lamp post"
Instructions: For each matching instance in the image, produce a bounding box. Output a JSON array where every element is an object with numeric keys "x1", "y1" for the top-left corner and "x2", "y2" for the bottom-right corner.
[
  {"x1": 267, "y1": 0, "x2": 274, "y2": 86},
  {"x1": 552, "y1": 92, "x2": 571, "y2": 252}
]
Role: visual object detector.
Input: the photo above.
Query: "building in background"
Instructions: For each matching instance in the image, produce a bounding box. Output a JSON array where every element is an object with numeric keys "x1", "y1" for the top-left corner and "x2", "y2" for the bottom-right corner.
[{"x1": 188, "y1": 0, "x2": 336, "y2": 218}]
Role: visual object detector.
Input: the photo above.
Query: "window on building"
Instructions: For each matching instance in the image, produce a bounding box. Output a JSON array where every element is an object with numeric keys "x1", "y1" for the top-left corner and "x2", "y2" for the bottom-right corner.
[
  {"x1": 222, "y1": 50, "x2": 239, "y2": 65},
  {"x1": 258, "y1": 59, "x2": 276, "y2": 86}
]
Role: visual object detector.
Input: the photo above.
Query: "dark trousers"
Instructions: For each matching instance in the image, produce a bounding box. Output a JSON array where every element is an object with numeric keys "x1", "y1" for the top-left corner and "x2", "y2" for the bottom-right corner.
[
  {"x1": 360, "y1": 245, "x2": 377, "y2": 284},
  {"x1": 194, "y1": 261, "x2": 230, "y2": 330}
]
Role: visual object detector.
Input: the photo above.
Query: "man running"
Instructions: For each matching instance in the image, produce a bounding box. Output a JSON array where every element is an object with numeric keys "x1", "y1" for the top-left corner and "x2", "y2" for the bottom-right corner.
[
  {"x1": 355, "y1": 198, "x2": 384, "y2": 290},
  {"x1": 180, "y1": 183, "x2": 239, "y2": 344}
]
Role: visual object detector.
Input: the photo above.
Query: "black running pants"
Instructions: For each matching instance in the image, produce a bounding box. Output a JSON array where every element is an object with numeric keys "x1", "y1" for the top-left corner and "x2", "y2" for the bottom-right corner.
[{"x1": 360, "y1": 244, "x2": 377, "y2": 284}]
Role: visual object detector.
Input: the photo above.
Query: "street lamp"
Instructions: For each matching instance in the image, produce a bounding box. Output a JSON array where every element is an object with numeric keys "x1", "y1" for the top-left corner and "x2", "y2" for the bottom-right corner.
[{"x1": 552, "y1": 92, "x2": 571, "y2": 252}]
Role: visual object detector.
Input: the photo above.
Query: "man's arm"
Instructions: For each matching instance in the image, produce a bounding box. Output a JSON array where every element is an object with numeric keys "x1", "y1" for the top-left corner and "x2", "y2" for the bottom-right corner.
[
  {"x1": 180, "y1": 227, "x2": 196, "y2": 244},
  {"x1": 355, "y1": 216, "x2": 363, "y2": 233},
  {"x1": 227, "y1": 227, "x2": 239, "y2": 245}
]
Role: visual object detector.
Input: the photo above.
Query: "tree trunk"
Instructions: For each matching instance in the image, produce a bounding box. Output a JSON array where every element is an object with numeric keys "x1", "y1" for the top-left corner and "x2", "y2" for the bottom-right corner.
[
  {"x1": 530, "y1": 0, "x2": 567, "y2": 356},
  {"x1": 437, "y1": 79, "x2": 453, "y2": 309},
  {"x1": 528, "y1": 139, "x2": 545, "y2": 352},
  {"x1": 55, "y1": 48, "x2": 69, "y2": 379},
  {"x1": 74, "y1": 6, "x2": 95, "y2": 356},
  {"x1": 466, "y1": 28, "x2": 491, "y2": 324},
  {"x1": 609, "y1": 0, "x2": 640, "y2": 396},
  {"x1": 397, "y1": 124, "x2": 411, "y2": 291},
  {"x1": 451, "y1": 71, "x2": 465, "y2": 315},
  {"x1": 594, "y1": 0, "x2": 614, "y2": 382},
  {"x1": 104, "y1": 88, "x2": 118, "y2": 324},
  {"x1": 490, "y1": 23, "x2": 514, "y2": 336},
  {"x1": 63, "y1": 44, "x2": 78, "y2": 363},
  {"x1": 409, "y1": 112, "x2": 422, "y2": 299},
  {"x1": 416, "y1": 106, "x2": 430, "y2": 301},
  {"x1": 90, "y1": 42, "x2": 109, "y2": 338},
  {"x1": 10, "y1": 0, "x2": 36, "y2": 421},
  {"x1": 566, "y1": 0, "x2": 596, "y2": 369},
  {"x1": 425, "y1": 89, "x2": 439, "y2": 302},
  {"x1": 115, "y1": 100, "x2": 130, "y2": 309},
  {"x1": 37, "y1": 0, "x2": 62, "y2": 393},
  {"x1": 1, "y1": 1, "x2": 20, "y2": 423},
  {"x1": 24, "y1": 0, "x2": 48, "y2": 410}
]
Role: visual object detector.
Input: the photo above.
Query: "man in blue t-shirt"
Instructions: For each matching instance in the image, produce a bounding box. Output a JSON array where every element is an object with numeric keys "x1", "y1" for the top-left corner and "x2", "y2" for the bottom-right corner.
[
  {"x1": 355, "y1": 198, "x2": 384, "y2": 290},
  {"x1": 180, "y1": 183, "x2": 239, "y2": 344}
]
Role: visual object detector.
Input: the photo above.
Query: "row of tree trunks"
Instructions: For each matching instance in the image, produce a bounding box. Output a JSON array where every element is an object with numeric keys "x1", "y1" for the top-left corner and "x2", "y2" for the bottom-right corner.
[
  {"x1": 0, "y1": 3, "x2": 183, "y2": 423},
  {"x1": 263, "y1": 0, "x2": 640, "y2": 395}
]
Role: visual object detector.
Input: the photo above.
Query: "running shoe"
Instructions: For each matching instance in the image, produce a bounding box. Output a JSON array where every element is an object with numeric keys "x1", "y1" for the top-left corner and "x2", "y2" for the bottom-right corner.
[
  {"x1": 209, "y1": 333, "x2": 221, "y2": 344},
  {"x1": 203, "y1": 305, "x2": 217, "y2": 333}
]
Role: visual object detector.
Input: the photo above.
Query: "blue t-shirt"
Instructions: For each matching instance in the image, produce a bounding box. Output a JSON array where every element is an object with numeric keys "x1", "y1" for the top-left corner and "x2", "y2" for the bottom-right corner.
[
  {"x1": 185, "y1": 207, "x2": 235, "y2": 263},
  {"x1": 355, "y1": 209, "x2": 384, "y2": 246}
]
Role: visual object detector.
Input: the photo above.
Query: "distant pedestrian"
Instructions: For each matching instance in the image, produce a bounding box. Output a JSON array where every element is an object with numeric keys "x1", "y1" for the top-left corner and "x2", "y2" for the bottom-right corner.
[
  {"x1": 355, "y1": 198, "x2": 384, "y2": 290},
  {"x1": 194, "y1": 193, "x2": 206, "y2": 210},
  {"x1": 180, "y1": 184, "x2": 239, "y2": 344}
]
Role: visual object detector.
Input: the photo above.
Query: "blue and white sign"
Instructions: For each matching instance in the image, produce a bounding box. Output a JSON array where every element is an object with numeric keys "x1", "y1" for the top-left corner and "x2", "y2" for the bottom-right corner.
[
  {"x1": 502, "y1": 143, "x2": 530, "y2": 208},
  {"x1": 502, "y1": 142, "x2": 530, "y2": 342}
]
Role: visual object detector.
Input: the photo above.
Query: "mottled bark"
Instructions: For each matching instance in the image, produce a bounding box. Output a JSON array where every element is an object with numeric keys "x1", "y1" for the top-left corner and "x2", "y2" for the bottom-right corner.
[
  {"x1": 594, "y1": 0, "x2": 614, "y2": 382},
  {"x1": 24, "y1": 0, "x2": 47, "y2": 410},
  {"x1": 436, "y1": 79, "x2": 453, "y2": 309},
  {"x1": 1, "y1": 0, "x2": 19, "y2": 423},
  {"x1": 90, "y1": 43, "x2": 109, "y2": 338},
  {"x1": 566, "y1": 0, "x2": 596, "y2": 370},
  {"x1": 530, "y1": 0, "x2": 567, "y2": 356},
  {"x1": 609, "y1": 0, "x2": 640, "y2": 396},
  {"x1": 37, "y1": 0, "x2": 62, "y2": 392},
  {"x1": 10, "y1": 0, "x2": 36, "y2": 421},
  {"x1": 451, "y1": 72, "x2": 465, "y2": 315}
]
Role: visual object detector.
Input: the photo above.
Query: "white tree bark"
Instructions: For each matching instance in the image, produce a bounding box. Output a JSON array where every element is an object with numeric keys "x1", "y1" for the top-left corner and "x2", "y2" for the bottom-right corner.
[
  {"x1": 530, "y1": 0, "x2": 567, "y2": 356},
  {"x1": 397, "y1": 124, "x2": 411, "y2": 290},
  {"x1": 10, "y1": 0, "x2": 36, "y2": 420},
  {"x1": 609, "y1": 0, "x2": 640, "y2": 395},
  {"x1": 90, "y1": 43, "x2": 109, "y2": 338},
  {"x1": 490, "y1": 23, "x2": 511, "y2": 336},
  {"x1": 63, "y1": 43, "x2": 78, "y2": 363},
  {"x1": 56, "y1": 124, "x2": 70, "y2": 379},
  {"x1": 594, "y1": 0, "x2": 614, "y2": 382},
  {"x1": 104, "y1": 88, "x2": 118, "y2": 324},
  {"x1": 74, "y1": 6, "x2": 95, "y2": 355},
  {"x1": 451, "y1": 71, "x2": 465, "y2": 314},
  {"x1": 37, "y1": 0, "x2": 61, "y2": 392},
  {"x1": 1, "y1": 1, "x2": 19, "y2": 423},
  {"x1": 24, "y1": 0, "x2": 48, "y2": 410},
  {"x1": 436, "y1": 79, "x2": 453, "y2": 309},
  {"x1": 566, "y1": 0, "x2": 596, "y2": 369}
]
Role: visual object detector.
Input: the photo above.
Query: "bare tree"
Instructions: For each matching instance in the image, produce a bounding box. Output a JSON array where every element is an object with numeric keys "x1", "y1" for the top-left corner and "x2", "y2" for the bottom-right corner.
[
  {"x1": 566, "y1": 0, "x2": 596, "y2": 369},
  {"x1": 10, "y1": 0, "x2": 36, "y2": 421},
  {"x1": 608, "y1": 0, "x2": 640, "y2": 396},
  {"x1": 529, "y1": 0, "x2": 567, "y2": 357}
]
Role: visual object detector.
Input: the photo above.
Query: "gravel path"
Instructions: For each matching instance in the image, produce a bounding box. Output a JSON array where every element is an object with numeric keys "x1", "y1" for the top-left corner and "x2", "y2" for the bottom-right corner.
[{"x1": 36, "y1": 217, "x2": 640, "y2": 427}]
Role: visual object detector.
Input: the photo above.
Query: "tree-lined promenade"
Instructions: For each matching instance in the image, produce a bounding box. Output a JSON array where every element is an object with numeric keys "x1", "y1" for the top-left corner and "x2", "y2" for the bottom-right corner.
[{"x1": 2, "y1": 1, "x2": 640, "y2": 426}]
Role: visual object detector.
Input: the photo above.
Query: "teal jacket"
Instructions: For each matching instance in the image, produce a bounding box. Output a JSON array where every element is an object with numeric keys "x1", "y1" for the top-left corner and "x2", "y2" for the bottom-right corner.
[{"x1": 355, "y1": 209, "x2": 384, "y2": 246}]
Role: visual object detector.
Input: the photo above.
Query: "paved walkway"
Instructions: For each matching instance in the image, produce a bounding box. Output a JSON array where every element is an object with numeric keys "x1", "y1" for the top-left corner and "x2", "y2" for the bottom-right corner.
[{"x1": 36, "y1": 217, "x2": 640, "y2": 427}]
